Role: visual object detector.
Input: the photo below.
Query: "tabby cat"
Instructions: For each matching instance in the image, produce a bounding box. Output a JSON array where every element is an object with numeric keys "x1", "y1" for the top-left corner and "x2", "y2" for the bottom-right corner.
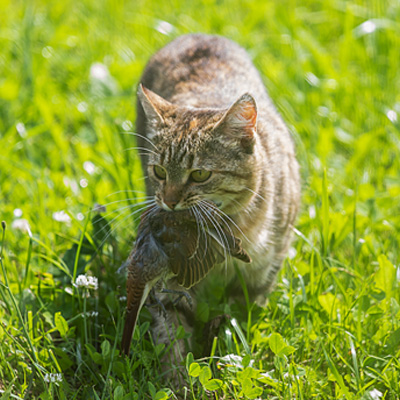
[{"x1": 134, "y1": 33, "x2": 300, "y2": 383}]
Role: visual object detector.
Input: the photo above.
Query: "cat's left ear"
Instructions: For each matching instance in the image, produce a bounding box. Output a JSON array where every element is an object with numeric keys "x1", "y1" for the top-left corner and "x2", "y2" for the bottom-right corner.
[{"x1": 214, "y1": 93, "x2": 257, "y2": 151}]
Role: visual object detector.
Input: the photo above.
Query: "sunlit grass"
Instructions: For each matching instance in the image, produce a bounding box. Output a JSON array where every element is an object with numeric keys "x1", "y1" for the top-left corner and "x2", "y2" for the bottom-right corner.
[{"x1": 1, "y1": 0, "x2": 399, "y2": 398}]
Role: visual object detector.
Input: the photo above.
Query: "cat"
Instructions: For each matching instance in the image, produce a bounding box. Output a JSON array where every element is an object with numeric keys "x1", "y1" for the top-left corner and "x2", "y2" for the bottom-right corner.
[{"x1": 134, "y1": 33, "x2": 300, "y2": 385}]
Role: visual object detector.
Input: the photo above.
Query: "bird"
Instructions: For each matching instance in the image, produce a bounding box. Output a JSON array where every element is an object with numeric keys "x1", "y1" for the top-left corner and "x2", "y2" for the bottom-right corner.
[{"x1": 121, "y1": 203, "x2": 251, "y2": 355}]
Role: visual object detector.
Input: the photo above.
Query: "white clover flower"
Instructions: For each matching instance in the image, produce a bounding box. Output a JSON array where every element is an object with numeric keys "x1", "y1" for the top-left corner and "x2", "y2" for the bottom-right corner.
[
  {"x1": 73, "y1": 274, "x2": 98, "y2": 290},
  {"x1": 89, "y1": 62, "x2": 119, "y2": 95},
  {"x1": 13, "y1": 208, "x2": 23, "y2": 217},
  {"x1": 81, "y1": 311, "x2": 99, "y2": 318},
  {"x1": 90, "y1": 62, "x2": 109, "y2": 81},
  {"x1": 386, "y1": 109, "x2": 397, "y2": 123},
  {"x1": 83, "y1": 161, "x2": 96, "y2": 175},
  {"x1": 77, "y1": 213, "x2": 85, "y2": 221},
  {"x1": 53, "y1": 210, "x2": 72, "y2": 224},
  {"x1": 217, "y1": 353, "x2": 255, "y2": 370},
  {"x1": 64, "y1": 287, "x2": 74, "y2": 295},
  {"x1": 154, "y1": 20, "x2": 175, "y2": 36},
  {"x1": 11, "y1": 218, "x2": 32, "y2": 237},
  {"x1": 16, "y1": 122, "x2": 27, "y2": 137},
  {"x1": 44, "y1": 373, "x2": 63, "y2": 383},
  {"x1": 77, "y1": 101, "x2": 88, "y2": 113},
  {"x1": 359, "y1": 20, "x2": 376, "y2": 34},
  {"x1": 369, "y1": 389, "x2": 383, "y2": 400},
  {"x1": 219, "y1": 354, "x2": 243, "y2": 367}
]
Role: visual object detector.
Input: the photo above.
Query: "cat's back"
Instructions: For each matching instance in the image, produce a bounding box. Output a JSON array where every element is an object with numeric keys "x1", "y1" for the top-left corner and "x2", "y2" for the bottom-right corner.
[
  {"x1": 139, "y1": 34, "x2": 271, "y2": 109},
  {"x1": 136, "y1": 33, "x2": 301, "y2": 300}
]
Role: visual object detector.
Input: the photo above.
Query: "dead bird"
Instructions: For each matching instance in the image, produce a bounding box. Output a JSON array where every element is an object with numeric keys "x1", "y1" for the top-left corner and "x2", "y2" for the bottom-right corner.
[{"x1": 121, "y1": 204, "x2": 251, "y2": 355}]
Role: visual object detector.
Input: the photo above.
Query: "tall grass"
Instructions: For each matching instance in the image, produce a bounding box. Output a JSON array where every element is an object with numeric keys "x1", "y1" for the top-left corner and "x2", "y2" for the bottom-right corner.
[{"x1": 1, "y1": 0, "x2": 399, "y2": 398}]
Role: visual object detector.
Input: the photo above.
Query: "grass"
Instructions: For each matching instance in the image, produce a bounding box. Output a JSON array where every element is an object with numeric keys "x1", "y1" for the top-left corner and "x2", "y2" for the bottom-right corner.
[{"x1": 1, "y1": 0, "x2": 400, "y2": 398}]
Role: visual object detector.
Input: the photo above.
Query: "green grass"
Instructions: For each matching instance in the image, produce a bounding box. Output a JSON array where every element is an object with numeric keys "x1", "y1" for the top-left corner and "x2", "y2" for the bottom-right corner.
[{"x1": 1, "y1": 0, "x2": 400, "y2": 398}]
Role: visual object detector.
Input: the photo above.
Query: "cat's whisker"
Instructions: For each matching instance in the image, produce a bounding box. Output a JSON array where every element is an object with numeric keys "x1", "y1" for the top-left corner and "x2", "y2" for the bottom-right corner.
[
  {"x1": 191, "y1": 205, "x2": 208, "y2": 259},
  {"x1": 95, "y1": 201, "x2": 157, "y2": 250},
  {"x1": 216, "y1": 209, "x2": 252, "y2": 245},
  {"x1": 121, "y1": 131, "x2": 159, "y2": 151},
  {"x1": 196, "y1": 203, "x2": 217, "y2": 266},
  {"x1": 198, "y1": 200, "x2": 236, "y2": 248},
  {"x1": 81, "y1": 207, "x2": 142, "y2": 262},
  {"x1": 106, "y1": 189, "x2": 147, "y2": 197},
  {"x1": 226, "y1": 197, "x2": 250, "y2": 216},
  {"x1": 85, "y1": 197, "x2": 151, "y2": 211},
  {"x1": 138, "y1": 206, "x2": 161, "y2": 232},
  {"x1": 244, "y1": 187, "x2": 271, "y2": 204},
  {"x1": 102, "y1": 196, "x2": 154, "y2": 205},
  {"x1": 189, "y1": 206, "x2": 201, "y2": 248},
  {"x1": 206, "y1": 211, "x2": 230, "y2": 273},
  {"x1": 132, "y1": 176, "x2": 148, "y2": 182},
  {"x1": 92, "y1": 201, "x2": 156, "y2": 241},
  {"x1": 83, "y1": 197, "x2": 155, "y2": 217},
  {"x1": 197, "y1": 202, "x2": 229, "y2": 272},
  {"x1": 137, "y1": 153, "x2": 153, "y2": 157},
  {"x1": 101, "y1": 199, "x2": 156, "y2": 221},
  {"x1": 124, "y1": 146, "x2": 159, "y2": 157},
  {"x1": 139, "y1": 204, "x2": 159, "y2": 224},
  {"x1": 200, "y1": 200, "x2": 252, "y2": 246}
]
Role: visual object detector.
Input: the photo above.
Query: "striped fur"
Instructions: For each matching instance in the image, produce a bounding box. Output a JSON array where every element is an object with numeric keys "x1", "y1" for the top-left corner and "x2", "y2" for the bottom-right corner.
[{"x1": 134, "y1": 34, "x2": 301, "y2": 387}]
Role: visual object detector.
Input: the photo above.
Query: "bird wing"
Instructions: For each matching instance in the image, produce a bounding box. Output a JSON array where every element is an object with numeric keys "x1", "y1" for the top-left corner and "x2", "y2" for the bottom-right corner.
[{"x1": 170, "y1": 224, "x2": 251, "y2": 289}]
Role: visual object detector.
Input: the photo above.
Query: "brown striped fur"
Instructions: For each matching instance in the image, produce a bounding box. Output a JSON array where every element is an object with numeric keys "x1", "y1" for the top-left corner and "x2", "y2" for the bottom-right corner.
[{"x1": 134, "y1": 34, "x2": 301, "y2": 386}]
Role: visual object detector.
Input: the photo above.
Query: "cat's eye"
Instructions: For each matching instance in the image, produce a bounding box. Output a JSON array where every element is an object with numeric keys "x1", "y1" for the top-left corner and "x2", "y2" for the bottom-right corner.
[
  {"x1": 153, "y1": 165, "x2": 167, "y2": 180},
  {"x1": 190, "y1": 170, "x2": 212, "y2": 183}
]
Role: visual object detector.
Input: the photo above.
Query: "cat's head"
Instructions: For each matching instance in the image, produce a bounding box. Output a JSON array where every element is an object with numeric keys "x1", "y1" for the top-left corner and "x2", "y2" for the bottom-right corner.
[{"x1": 138, "y1": 84, "x2": 260, "y2": 215}]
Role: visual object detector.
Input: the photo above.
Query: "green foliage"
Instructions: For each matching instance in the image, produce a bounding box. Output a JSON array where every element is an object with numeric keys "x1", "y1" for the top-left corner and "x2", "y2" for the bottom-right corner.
[{"x1": 1, "y1": 0, "x2": 400, "y2": 398}]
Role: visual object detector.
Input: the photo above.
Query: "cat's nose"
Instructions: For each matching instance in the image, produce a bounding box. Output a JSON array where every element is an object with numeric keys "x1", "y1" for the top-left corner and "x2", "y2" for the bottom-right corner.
[
  {"x1": 164, "y1": 199, "x2": 178, "y2": 210},
  {"x1": 163, "y1": 184, "x2": 182, "y2": 210}
]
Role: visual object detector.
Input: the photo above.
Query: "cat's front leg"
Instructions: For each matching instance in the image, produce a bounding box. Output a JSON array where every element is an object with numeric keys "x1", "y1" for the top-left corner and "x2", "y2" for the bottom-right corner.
[{"x1": 149, "y1": 285, "x2": 195, "y2": 389}]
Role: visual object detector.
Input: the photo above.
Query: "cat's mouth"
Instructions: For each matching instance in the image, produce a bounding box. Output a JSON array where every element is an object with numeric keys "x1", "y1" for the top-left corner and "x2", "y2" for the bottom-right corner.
[
  {"x1": 158, "y1": 199, "x2": 223, "y2": 212},
  {"x1": 159, "y1": 201, "x2": 183, "y2": 212}
]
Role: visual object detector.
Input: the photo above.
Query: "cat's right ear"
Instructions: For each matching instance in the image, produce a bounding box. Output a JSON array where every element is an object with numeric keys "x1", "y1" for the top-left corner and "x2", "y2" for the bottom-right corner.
[
  {"x1": 213, "y1": 93, "x2": 257, "y2": 153},
  {"x1": 137, "y1": 84, "x2": 172, "y2": 126}
]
